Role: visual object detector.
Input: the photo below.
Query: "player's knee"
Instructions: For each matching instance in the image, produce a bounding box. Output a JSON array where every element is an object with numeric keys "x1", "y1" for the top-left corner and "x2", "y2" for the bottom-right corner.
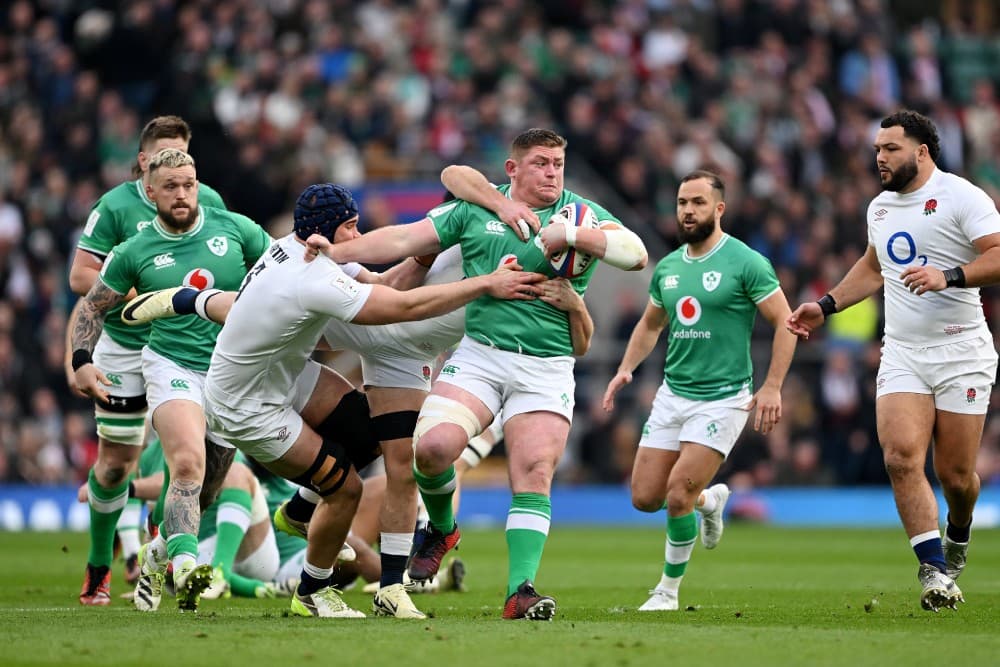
[
  {"x1": 631, "y1": 484, "x2": 664, "y2": 513},
  {"x1": 881, "y1": 447, "x2": 922, "y2": 479},
  {"x1": 291, "y1": 437, "x2": 354, "y2": 498},
  {"x1": 664, "y1": 489, "x2": 696, "y2": 516},
  {"x1": 936, "y1": 466, "x2": 976, "y2": 494},
  {"x1": 95, "y1": 462, "x2": 130, "y2": 488},
  {"x1": 170, "y1": 451, "x2": 205, "y2": 482}
]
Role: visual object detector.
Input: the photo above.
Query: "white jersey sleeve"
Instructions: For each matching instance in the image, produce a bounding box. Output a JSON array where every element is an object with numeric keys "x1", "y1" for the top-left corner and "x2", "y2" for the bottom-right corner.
[{"x1": 297, "y1": 259, "x2": 373, "y2": 323}]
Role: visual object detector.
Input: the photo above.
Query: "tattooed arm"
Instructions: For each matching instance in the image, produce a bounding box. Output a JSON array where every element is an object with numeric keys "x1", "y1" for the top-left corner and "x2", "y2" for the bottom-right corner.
[{"x1": 71, "y1": 280, "x2": 125, "y2": 403}]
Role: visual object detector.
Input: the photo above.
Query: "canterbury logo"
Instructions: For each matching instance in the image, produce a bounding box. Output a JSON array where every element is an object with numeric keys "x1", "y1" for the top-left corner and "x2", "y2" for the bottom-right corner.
[
  {"x1": 169, "y1": 379, "x2": 190, "y2": 390},
  {"x1": 485, "y1": 220, "x2": 506, "y2": 235},
  {"x1": 153, "y1": 253, "x2": 175, "y2": 268}
]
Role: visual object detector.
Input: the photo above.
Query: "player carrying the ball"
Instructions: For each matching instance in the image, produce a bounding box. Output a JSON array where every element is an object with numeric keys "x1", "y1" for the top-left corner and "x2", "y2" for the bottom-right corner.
[
  {"x1": 311, "y1": 128, "x2": 648, "y2": 620},
  {"x1": 603, "y1": 170, "x2": 798, "y2": 612}
]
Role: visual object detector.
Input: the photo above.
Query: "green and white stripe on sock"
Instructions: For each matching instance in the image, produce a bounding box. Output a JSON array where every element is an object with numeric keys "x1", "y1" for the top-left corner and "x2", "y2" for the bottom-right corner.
[
  {"x1": 87, "y1": 468, "x2": 131, "y2": 567},
  {"x1": 213, "y1": 488, "x2": 253, "y2": 578},
  {"x1": 413, "y1": 464, "x2": 457, "y2": 533},
  {"x1": 663, "y1": 512, "x2": 698, "y2": 584},
  {"x1": 505, "y1": 492, "x2": 551, "y2": 597}
]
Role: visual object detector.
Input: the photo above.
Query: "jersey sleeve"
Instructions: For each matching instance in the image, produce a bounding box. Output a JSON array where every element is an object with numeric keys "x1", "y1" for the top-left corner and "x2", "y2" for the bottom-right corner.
[
  {"x1": 957, "y1": 181, "x2": 1000, "y2": 242},
  {"x1": 339, "y1": 262, "x2": 364, "y2": 278},
  {"x1": 427, "y1": 199, "x2": 469, "y2": 249},
  {"x1": 77, "y1": 197, "x2": 121, "y2": 258},
  {"x1": 742, "y1": 251, "x2": 781, "y2": 304},
  {"x1": 97, "y1": 244, "x2": 135, "y2": 295},
  {"x1": 297, "y1": 260, "x2": 374, "y2": 322},
  {"x1": 235, "y1": 215, "x2": 273, "y2": 269},
  {"x1": 199, "y1": 184, "x2": 228, "y2": 211},
  {"x1": 648, "y1": 259, "x2": 667, "y2": 308}
]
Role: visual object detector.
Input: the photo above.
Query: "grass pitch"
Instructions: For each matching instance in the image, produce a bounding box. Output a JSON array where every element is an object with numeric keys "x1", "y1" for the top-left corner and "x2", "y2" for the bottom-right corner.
[{"x1": 1, "y1": 525, "x2": 998, "y2": 667}]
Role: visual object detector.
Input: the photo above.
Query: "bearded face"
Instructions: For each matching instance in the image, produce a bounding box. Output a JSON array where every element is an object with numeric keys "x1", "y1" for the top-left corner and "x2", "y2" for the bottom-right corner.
[
  {"x1": 677, "y1": 211, "x2": 717, "y2": 245},
  {"x1": 880, "y1": 152, "x2": 919, "y2": 192}
]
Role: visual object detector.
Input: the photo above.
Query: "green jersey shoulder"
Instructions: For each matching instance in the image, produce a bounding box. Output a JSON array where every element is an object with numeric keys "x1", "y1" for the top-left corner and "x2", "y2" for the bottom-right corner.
[
  {"x1": 427, "y1": 186, "x2": 622, "y2": 357},
  {"x1": 100, "y1": 206, "x2": 270, "y2": 371},
  {"x1": 650, "y1": 234, "x2": 780, "y2": 401}
]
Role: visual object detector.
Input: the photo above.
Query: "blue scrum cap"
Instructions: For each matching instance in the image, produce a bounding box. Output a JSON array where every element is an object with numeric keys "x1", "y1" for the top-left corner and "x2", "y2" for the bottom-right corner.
[{"x1": 293, "y1": 183, "x2": 359, "y2": 240}]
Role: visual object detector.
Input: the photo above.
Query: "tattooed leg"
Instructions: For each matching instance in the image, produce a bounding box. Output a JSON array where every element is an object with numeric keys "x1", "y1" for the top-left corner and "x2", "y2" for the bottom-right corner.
[
  {"x1": 200, "y1": 441, "x2": 236, "y2": 510},
  {"x1": 163, "y1": 478, "x2": 202, "y2": 537}
]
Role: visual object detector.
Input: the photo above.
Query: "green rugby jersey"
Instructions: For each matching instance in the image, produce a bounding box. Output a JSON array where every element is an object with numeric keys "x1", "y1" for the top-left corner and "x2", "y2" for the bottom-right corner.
[
  {"x1": 429, "y1": 185, "x2": 621, "y2": 357},
  {"x1": 77, "y1": 178, "x2": 227, "y2": 351},
  {"x1": 99, "y1": 206, "x2": 270, "y2": 371},
  {"x1": 650, "y1": 234, "x2": 780, "y2": 401}
]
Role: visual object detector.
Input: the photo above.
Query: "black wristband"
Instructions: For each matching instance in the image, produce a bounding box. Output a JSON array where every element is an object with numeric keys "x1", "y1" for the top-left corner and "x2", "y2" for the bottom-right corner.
[
  {"x1": 817, "y1": 293, "x2": 837, "y2": 318},
  {"x1": 127, "y1": 481, "x2": 137, "y2": 499},
  {"x1": 943, "y1": 266, "x2": 966, "y2": 288},
  {"x1": 71, "y1": 349, "x2": 93, "y2": 371}
]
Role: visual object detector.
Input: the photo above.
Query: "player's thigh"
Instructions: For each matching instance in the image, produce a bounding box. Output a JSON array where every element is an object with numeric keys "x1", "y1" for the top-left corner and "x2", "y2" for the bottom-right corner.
[
  {"x1": 93, "y1": 333, "x2": 148, "y2": 448},
  {"x1": 927, "y1": 333, "x2": 997, "y2": 414},
  {"x1": 668, "y1": 442, "x2": 725, "y2": 496},
  {"x1": 933, "y1": 410, "x2": 987, "y2": 479},
  {"x1": 504, "y1": 412, "x2": 570, "y2": 494},
  {"x1": 630, "y1": 447, "x2": 679, "y2": 510},
  {"x1": 504, "y1": 351, "x2": 577, "y2": 423},
  {"x1": 361, "y1": 353, "x2": 434, "y2": 395},
  {"x1": 299, "y1": 362, "x2": 355, "y2": 427},
  {"x1": 876, "y1": 392, "x2": 936, "y2": 463}
]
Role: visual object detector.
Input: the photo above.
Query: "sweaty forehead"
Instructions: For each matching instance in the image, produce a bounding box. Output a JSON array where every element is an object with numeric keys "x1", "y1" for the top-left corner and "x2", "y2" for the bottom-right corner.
[
  {"x1": 520, "y1": 146, "x2": 565, "y2": 162},
  {"x1": 874, "y1": 125, "x2": 910, "y2": 146}
]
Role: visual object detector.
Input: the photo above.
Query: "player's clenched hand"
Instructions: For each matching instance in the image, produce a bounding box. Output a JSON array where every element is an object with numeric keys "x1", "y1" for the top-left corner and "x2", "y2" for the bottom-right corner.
[
  {"x1": 304, "y1": 234, "x2": 333, "y2": 262},
  {"x1": 74, "y1": 364, "x2": 112, "y2": 404},
  {"x1": 785, "y1": 302, "x2": 824, "y2": 340},
  {"x1": 538, "y1": 278, "x2": 583, "y2": 312},
  {"x1": 747, "y1": 385, "x2": 782, "y2": 434},
  {"x1": 497, "y1": 200, "x2": 540, "y2": 241},
  {"x1": 602, "y1": 371, "x2": 632, "y2": 412},
  {"x1": 900, "y1": 265, "x2": 946, "y2": 295},
  {"x1": 485, "y1": 263, "x2": 546, "y2": 300},
  {"x1": 540, "y1": 222, "x2": 569, "y2": 258}
]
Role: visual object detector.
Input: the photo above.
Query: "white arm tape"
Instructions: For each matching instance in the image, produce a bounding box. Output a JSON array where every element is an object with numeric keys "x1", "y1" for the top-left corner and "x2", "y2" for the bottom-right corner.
[
  {"x1": 601, "y1": 228, "x2": 646, "y2": 270},
  {"x1": 564, "y1": 223, "x2": 577, "y2": 247}
]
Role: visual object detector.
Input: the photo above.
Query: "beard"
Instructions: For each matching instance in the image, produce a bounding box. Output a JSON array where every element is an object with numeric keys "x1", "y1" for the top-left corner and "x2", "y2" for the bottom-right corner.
[
  {"x1": 880, "y1": 155, "x2": 919, "y2": 192},
  {"x1": 677, "y1": 215, "x2": 716, "y2": 245},
  {"x1": 158, "y1": 204, "x2": 198, "y2": 231}
]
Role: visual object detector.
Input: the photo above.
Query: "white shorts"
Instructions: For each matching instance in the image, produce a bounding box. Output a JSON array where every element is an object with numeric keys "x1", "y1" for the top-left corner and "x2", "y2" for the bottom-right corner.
[
  {"x1": 198, "y1": 529, "x2": 280, "y2": 582},
  {"x1": 877, "y1": 333, "x2": 997, "y2": 414},
  {"x1": 640, "y1": 382, "x2": 752, "y2": 458},
  {"x1": 361, "y1": 353, "x2": 437, "y2": 392},
  {"x1": 93, "y1": 332, "x2": 146, "y2": 398},
  {"x1": 141, "y1": 347, "x2": 232, "y2": 447},
  {"x1": 434, "y1": 336, "x2": 576, "y2": 423},
  {"x1": 204, "y1": 360, "x2": 322, "y2": 462}
]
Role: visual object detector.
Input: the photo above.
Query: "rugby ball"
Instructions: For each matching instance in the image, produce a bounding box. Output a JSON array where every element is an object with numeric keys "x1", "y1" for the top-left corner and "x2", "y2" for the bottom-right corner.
[{"x1": 548, "y1": 202, "x2": 598, "y2": 278}]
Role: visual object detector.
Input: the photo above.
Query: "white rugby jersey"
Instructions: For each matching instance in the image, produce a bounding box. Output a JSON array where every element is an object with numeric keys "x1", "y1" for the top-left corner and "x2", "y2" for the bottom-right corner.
[
  {"x1": 323, "y1": 244, "x2": 466, "y2": 357},
  {"x1": 206, "y1": 234, "x2": 373, "y2": 407},
  {"x1": 868, "y1": 168, "x2": 1000, "y2": 346}
]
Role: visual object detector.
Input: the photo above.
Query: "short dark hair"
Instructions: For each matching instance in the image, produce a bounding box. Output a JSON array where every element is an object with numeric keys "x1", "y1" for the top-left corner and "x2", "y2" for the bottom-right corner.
[
  {"x1": 680, "y1": 169, "x2": 725, "y2": 200},
  {"x1": 881, "y1": 110, "x2": 941, "y2": 163},
  {"x1": 133, "y1": 116, "x2": 192, "y2": 177},
  {"x1": 510, "y1": 128, "x2": 567, "y2": 158}
]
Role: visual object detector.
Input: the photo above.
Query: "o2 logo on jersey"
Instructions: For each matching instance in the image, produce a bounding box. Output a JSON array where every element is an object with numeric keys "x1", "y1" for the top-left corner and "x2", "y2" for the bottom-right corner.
[
  {"x1": 886, "y1": 231, "x2": 927, "y2": 266},
  {"x1": 183, "y1": 268, "x2": 215, "y2": 290},
  {"x1": 675, "y1": 296, "x2": 702, "y2": 325}
]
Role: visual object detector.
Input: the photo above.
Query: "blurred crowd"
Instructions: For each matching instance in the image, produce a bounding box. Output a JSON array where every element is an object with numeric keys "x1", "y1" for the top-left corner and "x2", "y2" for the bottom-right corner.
[{"x1": 3, "y1": 0, "x2": 1000, "y2": 491}]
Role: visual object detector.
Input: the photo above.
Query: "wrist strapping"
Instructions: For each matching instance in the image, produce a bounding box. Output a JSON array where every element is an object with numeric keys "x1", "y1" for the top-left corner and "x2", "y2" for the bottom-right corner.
[
  {"x1": 194, "y1": 289, "x2": 223, "y2": 322},
  {"x1": 563, "y1": 224, "x2": 577, "y2": 247},
  {"x1": 817, "y1": 293, "x2": 837, "y2": 318},
  {"x1": 943, "y1": 267, "x2": 966, "y2": 288},
  {"x1": 71, "y1": 349, "x2": 93, "y2": 371}
]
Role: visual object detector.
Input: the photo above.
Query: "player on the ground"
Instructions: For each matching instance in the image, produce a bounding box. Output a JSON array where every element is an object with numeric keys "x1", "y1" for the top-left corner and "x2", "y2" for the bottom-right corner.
[
  {"x1": 67, "y1": 116, "x2": 227, "y2": 605},
  {"x1": 71, "y1": 148, "x2": 271, "y2": 613},
  {"x1": 309, "y1": 128, "x2": 647, "y2": 620},
  {"x1": 166, "y1": 183, "x2": 545, "y2": 618},
  {"x1": 603, "y1": 170, "x2": 797, "y2": 611},
  {"x1": 787, "y1": 110, "x2": 1000, "y2": 612}
]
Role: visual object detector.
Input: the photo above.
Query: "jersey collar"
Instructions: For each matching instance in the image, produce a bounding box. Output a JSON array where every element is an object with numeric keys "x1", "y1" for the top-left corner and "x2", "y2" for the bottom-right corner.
[
  {"x1": 134, "y1": 178, "x2": 155, "y2": 208},
  {"x1": 682, "y1": 233, "x2": 729, "y2": 263},
  {"x1": 152, "y1": 205, "x2": 206, "y2": 240}
]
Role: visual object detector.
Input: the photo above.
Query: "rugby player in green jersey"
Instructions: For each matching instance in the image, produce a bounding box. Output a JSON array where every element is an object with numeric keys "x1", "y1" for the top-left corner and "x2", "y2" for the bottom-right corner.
[
  {"x1": 70, "y1": 148, "x2": 271, "y2": 613},
  {"x1": 310, "y1": 128, "x2": 648, "y2": 620},
  {"x1": 603, "y1": 170, "x2": 797, "y2": 611},
  {"x1": 67, "y1": 116, "x2": 227, "y2": 606}
]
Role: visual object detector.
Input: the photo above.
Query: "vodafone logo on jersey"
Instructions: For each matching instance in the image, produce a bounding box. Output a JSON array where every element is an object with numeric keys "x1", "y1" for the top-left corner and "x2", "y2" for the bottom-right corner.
[
  {"x1": 184, "y1": 268, "x2": 215, "y2": 290},
  {"x1": 675, "y1": 296, "x2": 702, "y2": 325}
]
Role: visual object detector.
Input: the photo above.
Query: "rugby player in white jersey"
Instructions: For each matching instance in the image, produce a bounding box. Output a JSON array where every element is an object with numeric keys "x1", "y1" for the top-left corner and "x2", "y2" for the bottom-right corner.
[
  {"x1": 787, "y1": 110, "x2": 1000, "y2": 612},
  {"x1": 171, "y1": 183, "x2": 545, "y2": 618}
]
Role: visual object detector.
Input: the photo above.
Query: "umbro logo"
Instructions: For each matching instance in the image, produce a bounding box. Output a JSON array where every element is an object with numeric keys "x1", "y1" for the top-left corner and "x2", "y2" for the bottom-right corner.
[
  {"x1": 154, "y1": 253, "x2": 175, "y2": 269},
  {"x1": 484, "y1": 220, "x2": 506, "y2": 235},
  {"x1": 874, "y1": 208, "x2": 887, "y2": 221}
]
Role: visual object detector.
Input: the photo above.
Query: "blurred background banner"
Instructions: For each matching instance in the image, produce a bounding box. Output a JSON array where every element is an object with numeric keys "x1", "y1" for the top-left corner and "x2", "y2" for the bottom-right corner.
[{"x1": 3, "y1": 484, "x2": 1000, "y2": 531}]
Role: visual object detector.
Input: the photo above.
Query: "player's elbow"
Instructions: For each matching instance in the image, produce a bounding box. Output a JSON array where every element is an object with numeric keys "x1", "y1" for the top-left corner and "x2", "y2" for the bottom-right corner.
[
  {"x1": 601, "y1": 229, "x2": 647, "y2": 271},
  {"x1": 68, "y1": 269, "x2": 91, "y2": 296},
  {"x1": 573, "y1": 339, "x2": 591, "y2": 356}
]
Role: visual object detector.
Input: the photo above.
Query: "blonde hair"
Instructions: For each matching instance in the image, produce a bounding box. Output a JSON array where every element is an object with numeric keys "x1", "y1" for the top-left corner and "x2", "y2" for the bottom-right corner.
[{"x1": 148, "y1": 148, "x2": 195, "y2": 175}]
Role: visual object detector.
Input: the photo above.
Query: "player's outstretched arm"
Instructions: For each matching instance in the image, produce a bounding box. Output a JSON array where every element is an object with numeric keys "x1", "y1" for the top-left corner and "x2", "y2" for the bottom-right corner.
[
  {"x1": 541, "y1": 220, "x2": 648, "y2": 271},
  {"x1": 308, "y1": 218, "x2": 442, "y2": 265},
  {"x1": 603, "y1": 300, "x2": 667, "y2": 411},
  {"x1": 440, "y1": 165, "x2": 539, "y2": 239},
  {"x1": 349, "y1": 264, "x2": 546, "y2": 325},
  {"x1": 748, "y1": 290, "x2": 798, "y2": 434},
  {"x1": 70, "y1": 281, "x2": 125, "y2": 403},
  {"x1": 538, "y1": 278, "x2": 594, "y2": 355},
  {"x1": 787, "y1": 244, "x2": 883, "y2": 339}
]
